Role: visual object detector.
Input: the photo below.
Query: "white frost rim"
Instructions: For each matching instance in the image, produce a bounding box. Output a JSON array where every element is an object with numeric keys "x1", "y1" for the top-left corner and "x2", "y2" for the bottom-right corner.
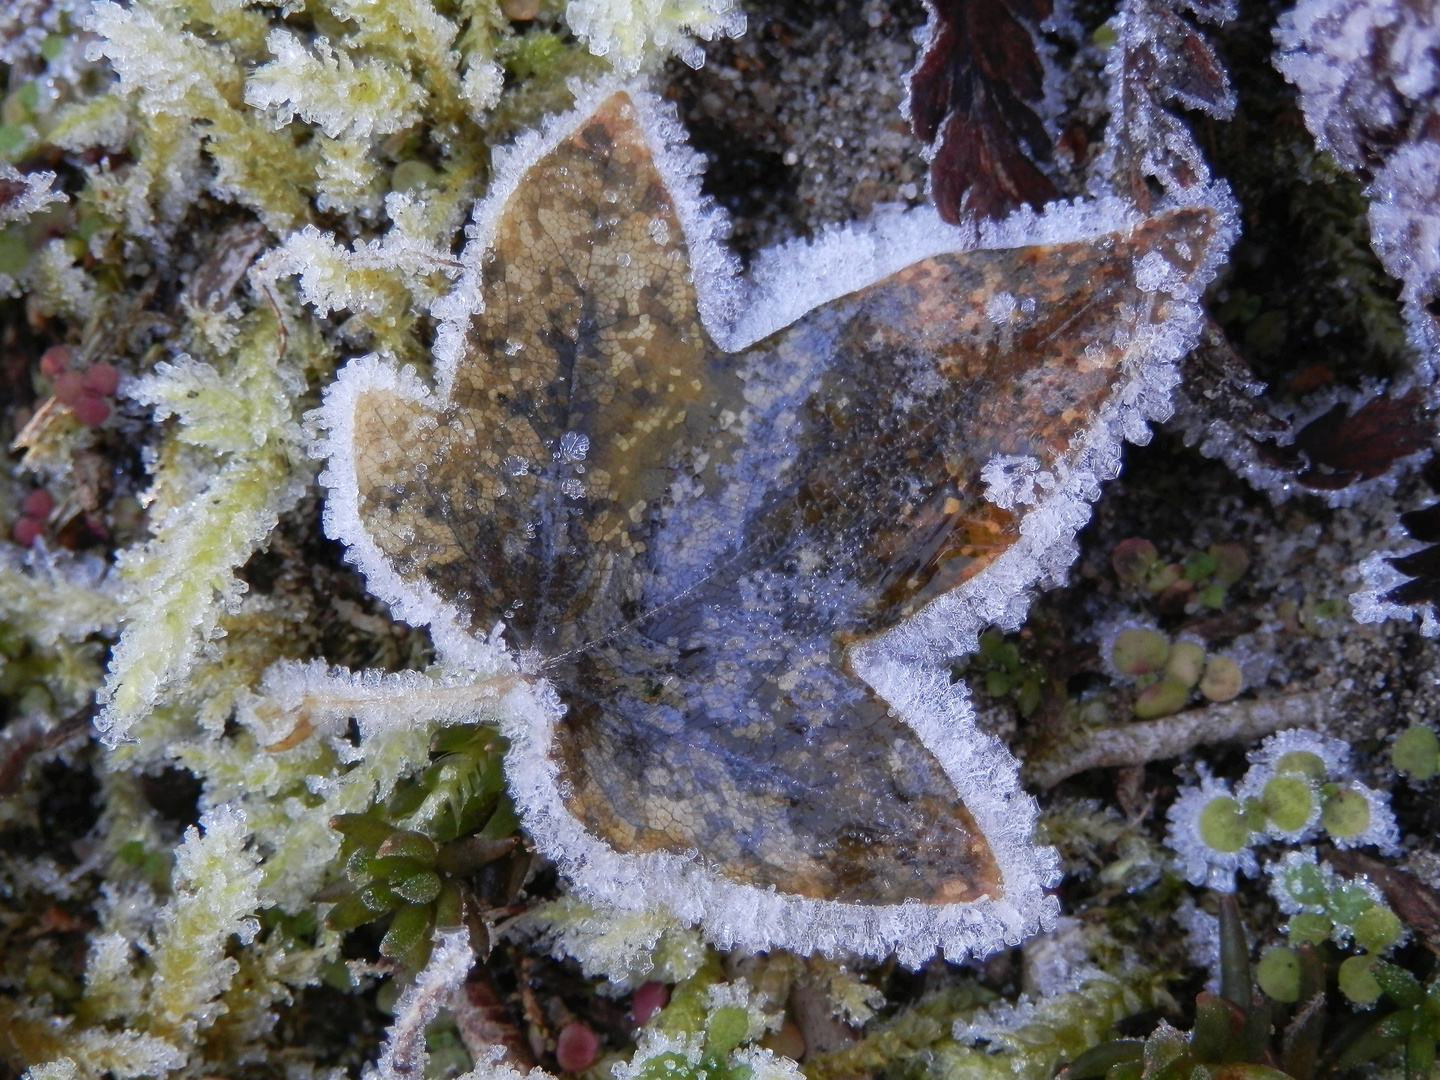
[{"x1": 313, "y1": 77, "x2": 1237, "y2": 964}]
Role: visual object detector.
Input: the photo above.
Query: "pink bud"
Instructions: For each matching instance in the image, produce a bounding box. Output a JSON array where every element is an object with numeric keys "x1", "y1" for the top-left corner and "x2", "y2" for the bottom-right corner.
[
  {"x1": 39, "y1": 345, "x2": 74, "y2": 378},
  {"x1": 13, "y1": 516, "x2": 42, "y2": 546},
  {"x1": 631, "y1": 981, "x2": 669, "y2": 1026},
  {"x1": 555, "y1": 1022, "x2": 600, "y2": 1073},
  {"x1": 21, "y1": 489, "x2": 54, "y2": 519},
  {"x1": 71, "y1": 394, "x2": 111, "y2": 426},
  {"x1": 52, "y1": 370, "x2": 85, "y2": 407},
  {"x1": 81, "y1": 362, "x2": 120, "y2": 397}
]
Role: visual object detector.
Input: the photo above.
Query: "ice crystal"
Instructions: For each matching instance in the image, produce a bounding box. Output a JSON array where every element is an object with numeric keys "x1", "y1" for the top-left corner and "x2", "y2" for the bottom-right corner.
[
  {"x1": 515, "y1": 895, "x2": 707, "y2": 989},
  {"x1": 1094, "y1": 0, "x2": 1236, "y2": 202},
  {"x1": 1166, "y1": 771, "x2": 1260, "y2": 891},
  {"x1": 0, "y1": 163, "x2": 65, "y2": 224},
  {"x1": 566, "y1": 0, "x2": 746, "y2": 74},
  {"x1": 370, "y1": 927, "x2": 476, "y2": 1080},
  {"x1": 97, "y1": 313, "x2": 311, "y2": 748},
  {"x1": 247, "y1": 30, "x2": 425, "y2": 141},
  {"x1": 1276, "y1": 0, "x2": 1440, "y2": 627}
]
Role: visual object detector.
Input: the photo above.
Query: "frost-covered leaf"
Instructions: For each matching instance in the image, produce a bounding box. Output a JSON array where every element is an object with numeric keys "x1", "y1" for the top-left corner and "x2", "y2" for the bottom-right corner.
[
  {"x1": 1354, "y1": 457, "x2": 1440, "y2": 634},
  {"x1": 1254, "y1": 387, "x2": 1433, "y2": 491},
  {"x1": 314, "y1": 80, "x2": 1234, "y2": 963},
  {"x1": 1098, "y1": 0, "x2": 1235, "y2": 204},
  {"x1": 906, "y1": 0, "x2": 1058, "y2": 225},
  {"x1": 1276, "y1": 0, "x2": 1440, "y2": 312},
  {"x1": 1274, "y1": 0, "x2": 1438, "y2": 181}
]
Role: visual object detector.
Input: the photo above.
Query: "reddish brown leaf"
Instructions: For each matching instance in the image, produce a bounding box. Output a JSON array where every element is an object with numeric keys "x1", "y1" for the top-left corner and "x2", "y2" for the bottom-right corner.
[
  {"x1": 1104, "y1": 0, "x2": 1235, "y2": 204},
  {"x1": 1381, "y1": 454, "x2": 1440, "y2": 609},
  {"x1": 1255, "y1": 388, "x2": 1432, "y2": 491},
  {"x1": 1293, "y1": 388, "x2": 1431, "y2": 487},
  {"x1": 907, "y1": 0, "x2": 1057, "y2": 224}
]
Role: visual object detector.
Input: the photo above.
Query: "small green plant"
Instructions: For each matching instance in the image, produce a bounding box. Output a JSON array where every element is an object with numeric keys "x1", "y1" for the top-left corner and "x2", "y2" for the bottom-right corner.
[
  {"x1": 1107, "y1": 626, "x2": 1244, "y2": 719},
  {"x1": 322, "y1": 724, "x2": 519, "y2": 970},
  {"x1": 1392, "y1": 725, "x2": 1439, "y2": 781},
  {"x1": 1264, "y1": 850, "x2": 1407, "y2": 987},
  {"x1": 1167, "y1": 729, "x2": 1398, "y2": 891},
  {"x1": 1111, "y1": 538, "x2": 1250, "y2": 613},
  {"x1": 959, "y1": 628, "x2": 1047, "y2": 717},
  {"x1": 1065, "y1": 893, "x2": 1440, "y2": 1080}
]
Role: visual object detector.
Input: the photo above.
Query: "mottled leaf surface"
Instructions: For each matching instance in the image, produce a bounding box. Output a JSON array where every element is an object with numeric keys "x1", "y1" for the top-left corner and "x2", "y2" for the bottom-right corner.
[{"x1": 347, "y1": 93, "x2": 1215, "y2": 905}]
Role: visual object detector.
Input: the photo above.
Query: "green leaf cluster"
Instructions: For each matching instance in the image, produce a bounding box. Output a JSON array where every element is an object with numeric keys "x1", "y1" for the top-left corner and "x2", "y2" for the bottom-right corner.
[
  {"x1": 1110, "y1": 538, "x2": 1250, "y2": 612},
  {"x1": 323, "y1": 724, "x2": 517, "y2": 970},
  {"x1": 1068, "y1": 894, "x2": 1439, "y2": 1080},
  {"x1": 960, "y1": 628, "x2": 1047, "y2": 717}
]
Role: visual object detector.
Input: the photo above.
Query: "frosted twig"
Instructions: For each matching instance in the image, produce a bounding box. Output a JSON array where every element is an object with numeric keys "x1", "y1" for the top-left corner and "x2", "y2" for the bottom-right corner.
[
  {"x1": 1027, "y1": 691, "x2": 1331, "y2": 787},
  {"x1": 371, "y1": 927, "x2": 475, "y2": 1080},
  {"x1": 243, "y1": 659, "x2": 518, "y2": 748}
]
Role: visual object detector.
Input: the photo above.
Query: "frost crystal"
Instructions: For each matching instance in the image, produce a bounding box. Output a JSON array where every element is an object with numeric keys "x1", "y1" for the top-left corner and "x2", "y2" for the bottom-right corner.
[
  {"x1": 981, "y1": 454, "x2": 1055, "y2": 510},
  {"x1": 247, "y1": 30, "x2": 425, "y2": 141},
  {"x1": 1276, "y1": 0, "x2": 1440, "y2": 628},
  {"x1": 462, "y1": 58, "x2": 505, "y2": 115},
  {"x1": 565, "y1": 0, "x2": 746, "y2": 74},
  {"x1": 512, "y1": 896, "x2": 706, "y2": 989},
  {"x1": 370, "y1": 928, "x2": 476, "y2": 1080},
  {"x1": 1173, "y1": 898, "x2": 1221, "y2": 992},
  {"x1": 1166, "y1": 771, "x2": 1259, "y2": 891},
  {"x1": 0, "y1": 163, "x2": 66, "y2": 224},
  {"x1": 149, "y1": 805, "x2": 263, "y2": 1044}
]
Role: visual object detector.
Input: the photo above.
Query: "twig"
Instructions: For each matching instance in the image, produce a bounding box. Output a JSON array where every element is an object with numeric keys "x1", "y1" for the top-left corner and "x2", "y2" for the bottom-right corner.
[
  {"x1": 1026, "y1": 691, "x2": 1331, "y2": 788},
  {"x1": 370, "y1": 927, "x2": 475, "y2": 1080}
]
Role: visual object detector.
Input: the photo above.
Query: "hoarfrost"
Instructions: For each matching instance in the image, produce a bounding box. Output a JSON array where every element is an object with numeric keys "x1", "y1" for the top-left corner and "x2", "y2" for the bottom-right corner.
[
  {"x1": 21, "y1": 1061, "x2": 78, "y2": 1080},
  {"x1": 246, "y1": 29, "x2": 425, "y2": 141},
  {"x1": 511, "y1": 896, "x2": 705, "y2": 989},
  {"x1": 370, "y1": 928, "x2": 476, "y2": 1080},
  {"x1": 1276, "y1": 0, "x2": 1440, "y2": 629},
  {"x1": 1, "y1": 0, "x2": 77, "y2": 66},
  {"x1": 85, "y1": 2, "x2": 234, "y2": 119},
  {"x1": 239, "y1": 658, "x2": 512, "y2": 748},
  {"x1": 462, "y1": 58, "x2": 505, "y2": 116},
  {"x1": 148, "y1": 805, "x2": 263, "y2": 1043},
  {"x1": 565, "y1": 0, "x2": 746, "y2": 76},
  {"x1": 0, "y1": 163, "x2": 66, "y2": 224},
  {"x1": 1092, "y1": 0, "x2": 1236, "y2": 201},
  {"x1": 1370, "y1": 140, "x2": 1440, "y2": 308},
  {"x1": 1353, "y1": 548, "x2": 1440, "y2": 635},
  {"x1": 1173, "y1": 898, "x2": 1222, "y2": 993},
  {"x1": 981, "y1": 454, "x2": 1055, "y2": 510},
  {"x1": 1165, "y1": 770, "x2": 1258, "y2": 891}
]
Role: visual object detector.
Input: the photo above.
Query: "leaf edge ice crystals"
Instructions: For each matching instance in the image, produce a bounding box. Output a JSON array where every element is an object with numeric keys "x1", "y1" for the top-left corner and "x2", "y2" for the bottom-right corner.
[{"x1": 311, "y1": 77, "x2": 1237, "y2": 966}]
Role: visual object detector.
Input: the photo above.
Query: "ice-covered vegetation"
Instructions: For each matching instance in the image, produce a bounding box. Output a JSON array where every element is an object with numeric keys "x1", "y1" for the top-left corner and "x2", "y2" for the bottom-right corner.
[{"x1": 0, "y1": 0, "x2": 1438, "y2": 1078}]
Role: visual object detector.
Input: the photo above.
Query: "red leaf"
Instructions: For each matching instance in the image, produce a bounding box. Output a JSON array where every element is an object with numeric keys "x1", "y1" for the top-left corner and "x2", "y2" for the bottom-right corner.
[
  {"x1": 907, "y1": 0, "x2": 1057, "y2": 224},
  {"x1": 1291, "y1": 388, "x2": 1431, "y2": 488}
]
